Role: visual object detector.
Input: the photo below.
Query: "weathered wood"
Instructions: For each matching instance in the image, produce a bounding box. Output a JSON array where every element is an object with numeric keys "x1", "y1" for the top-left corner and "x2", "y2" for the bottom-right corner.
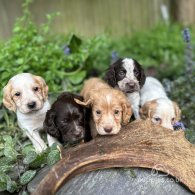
[
  {"x1": 171, "y1": 0, "x2": 195, "y2": 25},
  {"x1": 32, "y1": 119, "x2": 195, "y2": 195},
  {"x1": 0, "y1": 0, "x2": 169, "y2": 39}
]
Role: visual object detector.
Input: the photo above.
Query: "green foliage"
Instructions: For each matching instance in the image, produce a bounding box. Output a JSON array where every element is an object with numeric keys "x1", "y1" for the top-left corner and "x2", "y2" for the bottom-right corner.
[
  {"x1": 169, "y1": 73, "x2": 195, "y2": 143},
  {"x1": 0, "y1": 1, "x2": 89, "y2": 102},
  {"x1": 112, "y1": 24, "x2": 186, "y2": 79},
  {"x1": 20, "y1": 170, "x2": 36, "y2": 185},
  {"x1": 0, "y1": 133, "x2": 61, "y2": 193},
  {"x1": 47, "y1": 149, "x2": 60, "y2": 166}
]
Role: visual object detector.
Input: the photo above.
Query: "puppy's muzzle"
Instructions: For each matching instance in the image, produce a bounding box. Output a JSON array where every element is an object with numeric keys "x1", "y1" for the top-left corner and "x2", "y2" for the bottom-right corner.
[
  {"x1": 74, "y1": 127, "x2": 84, "y2": 138},
  {"x1": 125, "y1": 82, "x2": 138, "y2": 92},
  {"x1": 27, "y1": 101, "x2": 37, "y2": 109},
  {"x1": 104, "y1": 126, "x2": 113, "y2": 133}
]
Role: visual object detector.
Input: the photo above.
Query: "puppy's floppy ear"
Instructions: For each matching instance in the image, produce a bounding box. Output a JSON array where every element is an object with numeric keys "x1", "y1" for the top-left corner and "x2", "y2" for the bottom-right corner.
[
  {"x1": 44, "y1": 110, "x2": 60, "y2": 139},
  {"x1": 172, "y1": 101, "x2": 181, "y2": 121},
  {"x1": 139, "y1": 100, "x2": 157, "y2": 119},
  {"x1": 117, "y1": 92, "x2": 132, "y2": 124},
  {"x1": 133, "y1": 59, "x2": 146, "y2": 88},
  {"x1": 73, "y1": 94, "x2": 83, "y2": 102},
  {"x1": 139, "y1": 67, "x2": 146, "y2": 87},
  {"x1": 122, "y1": 102, "x2": 132, "y2": 125},
  {"x1": 33, "y1": 75, "x2": 49, "y2": 101},
  {"x1": 74, "y1": 98, "x2": 92, "y2": 107},
  {"x1": 3, "y1": 82, "x2": 16, "y2": 112},
  {"x1": 104, "y1": 67, "x2": 116, "y2": 87}
]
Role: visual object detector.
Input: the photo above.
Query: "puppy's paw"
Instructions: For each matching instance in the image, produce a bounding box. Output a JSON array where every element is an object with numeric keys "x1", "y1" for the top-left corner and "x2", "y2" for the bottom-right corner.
[{"x1": 35, "y1": 143, "x2": 47, "y2": 153}]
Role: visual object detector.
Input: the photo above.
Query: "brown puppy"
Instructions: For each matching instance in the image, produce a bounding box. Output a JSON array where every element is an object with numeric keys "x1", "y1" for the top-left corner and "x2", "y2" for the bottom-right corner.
[{"x1": 74, "y1": 78, "x2": 132, "y2": 138}]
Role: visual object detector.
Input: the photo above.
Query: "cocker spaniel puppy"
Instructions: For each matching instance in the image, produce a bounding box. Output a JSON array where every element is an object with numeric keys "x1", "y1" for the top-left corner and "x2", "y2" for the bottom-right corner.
[
  {"x1": 44, "y1": 92, "x2": 91, "y2": 146},
  {"x1": 104, "y1": 58, "x2": 146, "y2": 119},
  {"x1": 3, "y1": 73, "x2": 50, "y2": 153},
  {"x1": 74, "y1": 78, "x2": 132, "y2": 138},
  {"x1": 140, "y1": 76, "x2": 181, "y2": 130}
]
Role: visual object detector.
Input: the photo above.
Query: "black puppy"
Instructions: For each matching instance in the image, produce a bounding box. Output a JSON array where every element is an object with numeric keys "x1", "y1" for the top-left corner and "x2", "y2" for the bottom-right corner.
[
  {"x1": 44, "y1": 92, "x2": 91, "y2": 145},
  {"x1": 104, "y1": 58, "x2": 146, "y2": 119}
]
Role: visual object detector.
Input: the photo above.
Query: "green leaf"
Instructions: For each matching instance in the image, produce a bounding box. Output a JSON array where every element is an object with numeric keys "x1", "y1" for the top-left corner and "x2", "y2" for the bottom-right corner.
[
  {"x1": 6, "y1": 180, "x2": 18, "y2": 193},
  {"x1": 3, "y1": 135, "x2": 18, "y2": 160},
  {"x1": 47, "y1": 149, "x2": 60, "y2": 166},
  {"x1": 20, "y1": 170, "x2": 37, "y2": 185},
  {"x1": 68, "y1": 34, "x2": 82, "y2": 53},
  {"x1": 0, "y1": 165, "x2": 13, "y2": 173},
  {"x1": 16, "y1": 58, "x2": 24, "y2": 65},
  {"x1": 67, "y1": 70, "x2": 86, "y2": 85},
  {"x1": 0, "y1": 157, "x2": 13, "y2": 166},
  {"x1": 3, "y1": 135, "x2": 13, "y2": 145},
  {"x1": 4, "y1": 145, "x2": 18, "y2": 160},
  {"x1": 0, "y1": 173, "x2": 11, "y2": 192},
  {"x1": 29, "y1": 153, "x2": 47, "y2": 168},
  {"x1": 21, "y1": 191, "x2": 29, "y2": 195},
  {"x1": 23, "y1": 151, "x2": 37, "y2": 164},
  {"x1": 22, "y1": 144, "x2": 35, "y2": 156}
]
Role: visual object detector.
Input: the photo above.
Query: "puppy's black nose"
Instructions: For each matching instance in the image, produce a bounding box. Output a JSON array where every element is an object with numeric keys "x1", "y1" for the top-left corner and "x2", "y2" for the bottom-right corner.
[
  {"x1": 104, "y1": 127, "x2": 113, "y2": 133},
  {"x1": 27, "y1": 101, "x2": 36, "y2": 109}
]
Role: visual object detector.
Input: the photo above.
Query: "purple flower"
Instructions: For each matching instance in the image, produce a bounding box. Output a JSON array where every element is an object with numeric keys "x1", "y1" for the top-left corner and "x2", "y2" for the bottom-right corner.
[
  {"x1": 183, "y1": 28, "x2": 190, "y2": 43},
  {"x1": 111, "y1": 51, "x2": 119, "y2": 62},
  {"x1": 173, "y1": 121, "x2": 186, "y2": 131},
  {"x1": 63, "y1": 44, "x2": 71, "y2": 55}
]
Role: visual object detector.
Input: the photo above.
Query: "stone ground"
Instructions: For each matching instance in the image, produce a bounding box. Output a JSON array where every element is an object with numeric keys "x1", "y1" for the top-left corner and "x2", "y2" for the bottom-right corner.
[{"x1": 28, "y1": 166, "x2": 194, "y2": 195}]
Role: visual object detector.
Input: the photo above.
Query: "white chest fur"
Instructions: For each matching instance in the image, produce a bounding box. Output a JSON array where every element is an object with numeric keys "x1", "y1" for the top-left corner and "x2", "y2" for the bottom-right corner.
[
  {"x1": 16, "y1": 100, "x2": 51, "y2": 153},
  {"x1": 17, "y1": 100, "x2": 51, "y2": 131},
  {"x1": 127, "y1": 92, "x2": 140, "y2": 119}
]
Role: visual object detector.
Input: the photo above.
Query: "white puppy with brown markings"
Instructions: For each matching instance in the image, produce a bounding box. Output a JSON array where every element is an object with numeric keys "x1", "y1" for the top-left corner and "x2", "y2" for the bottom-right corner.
[
  {"x1": 3, "y1": 73, "x2": 50, "y2": 153},
  {"x1": 74, "y1": 78, "x2": 132, "y2": 138},
  {"x1": 140, "y1": 77, "x2": 181, "y2": 130}
]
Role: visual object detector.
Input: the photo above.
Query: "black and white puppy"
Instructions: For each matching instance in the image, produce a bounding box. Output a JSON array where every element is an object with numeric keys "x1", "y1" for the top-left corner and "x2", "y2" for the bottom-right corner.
[
  {"x1": 44, "y1": 92, "x2": 91, "y2": 146},
  {"x1": 104, "y1": 58, "x2": 146, "y2": 119}
]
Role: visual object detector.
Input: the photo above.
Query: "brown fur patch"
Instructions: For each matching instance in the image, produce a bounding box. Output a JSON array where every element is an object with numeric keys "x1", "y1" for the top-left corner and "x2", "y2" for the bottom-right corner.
[
  {"x1": 172, "y1": 101, "x2": 181, "y2": 121},
  {"x1": 3, "y1": 82, "x2": 16, "y2": 112},
  {"x1": 33, "y1": 75, "x2": 49, "y2": 101},
  {"x1": 139, "y1": 100, "x2": 158, "y2": 120}
]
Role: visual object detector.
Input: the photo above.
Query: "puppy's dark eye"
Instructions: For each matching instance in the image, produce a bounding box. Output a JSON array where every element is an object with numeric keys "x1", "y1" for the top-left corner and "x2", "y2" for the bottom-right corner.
[
  {"x1": 114, "y1": 110, "x2": 119, "y2": 115},
  {"x1": 15, "y1": 92, "x2": 21, "y2": 97},
  {"x1": 96, "y1": 110, "x2": 101, "y2": 115},
  {"x1": 154, "y1": 117, "x2": 161, "y2": 123},
  {"x1": 171, "y1": 118, "x2": 175, "y2": 124},
  {"x1": 33, "y1": 87, "x2": 39, "y2": 92},
  {"x1": 134, "y1": 70, "x2": 139, "y2": 76},
  {"x1": 118, "y1": 71, "x2": 125, "y2": 77}
]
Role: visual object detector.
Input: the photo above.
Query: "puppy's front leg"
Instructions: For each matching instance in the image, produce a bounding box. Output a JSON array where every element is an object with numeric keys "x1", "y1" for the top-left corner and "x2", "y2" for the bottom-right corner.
[
  {"x1": 47, "y1": 134, "x2": 61, "y2": 147},
  {"x1": 127, "y1": 92, "x2": 140, "y2": 119},
  {"x1": 25, "y1": 129, "x2": 47, "y2": 153},
  {"x1": 132, "y1": 104, "x2": 140, "y2": 119}
]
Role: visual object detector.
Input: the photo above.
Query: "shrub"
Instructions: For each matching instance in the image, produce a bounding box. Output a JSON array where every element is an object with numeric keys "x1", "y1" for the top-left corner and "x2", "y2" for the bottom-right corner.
[{"x1": 112, "y1": 24, "x2": 186, "y2": 79}]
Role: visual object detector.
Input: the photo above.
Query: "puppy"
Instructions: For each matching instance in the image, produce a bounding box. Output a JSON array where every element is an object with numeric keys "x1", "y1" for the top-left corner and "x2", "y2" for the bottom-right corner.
[
  {"x1": 104, "y1": 58, "x2": 146, "y2": 119},
  {"x1": 44, "y1": 92, "x2": 91, "y2": 146},
  {"x1": 140, "y1": 77, "x2": 181, "y2": 130},
  {"x1": 74, "y1": 78, "x2": 132, "y2": 138},
  {"x1": 3, "y1": 73, "x2": 50, "y2": 153}
]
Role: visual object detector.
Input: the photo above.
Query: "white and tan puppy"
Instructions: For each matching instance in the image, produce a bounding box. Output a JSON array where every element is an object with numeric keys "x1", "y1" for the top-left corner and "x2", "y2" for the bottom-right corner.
[
  {"x1": 140, "y1": 77, "x2": 181, "y2": 130},
  {"x1": 3, "y1": 73, "x2": 50, "y2": 153},
  {"x1": 74, "y1": 78, "x2": 132, "y2": 138}
]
